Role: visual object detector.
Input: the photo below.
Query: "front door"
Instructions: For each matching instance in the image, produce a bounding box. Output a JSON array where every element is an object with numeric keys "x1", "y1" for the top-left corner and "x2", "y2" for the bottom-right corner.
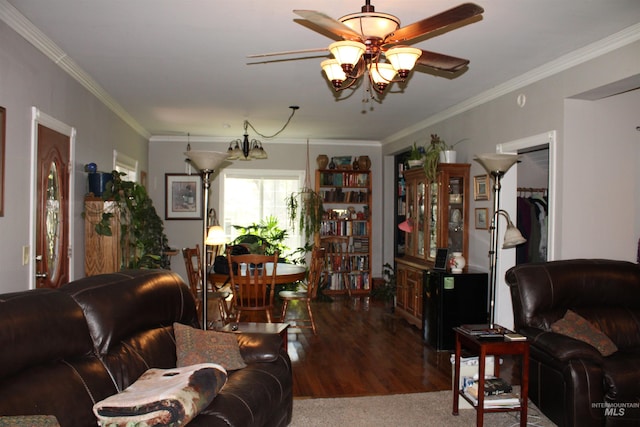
[{"x1": 35, "y1": 124, "x2": 70, "y2": 288}]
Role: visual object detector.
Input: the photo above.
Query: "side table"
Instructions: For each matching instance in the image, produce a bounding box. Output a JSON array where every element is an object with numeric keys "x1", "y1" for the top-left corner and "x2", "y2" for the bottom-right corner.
[
  {"x1": 452, "y1": 326, "x2": 530, "y2": 427},
  {"x1": 221, "y1": 322, "x2": 290, "y2": 350}
]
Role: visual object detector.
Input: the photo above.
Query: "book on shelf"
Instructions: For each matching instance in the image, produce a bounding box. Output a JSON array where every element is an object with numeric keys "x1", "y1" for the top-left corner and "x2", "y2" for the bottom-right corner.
[{"x1": 462, "y1": 389, "x2": 521, "y2": 409}]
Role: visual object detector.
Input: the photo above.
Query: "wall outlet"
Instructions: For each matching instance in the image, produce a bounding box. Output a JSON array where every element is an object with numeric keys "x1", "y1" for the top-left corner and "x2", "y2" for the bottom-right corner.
[{"x1": 22, "y1": 246, "x2": 29, "y2": 266}]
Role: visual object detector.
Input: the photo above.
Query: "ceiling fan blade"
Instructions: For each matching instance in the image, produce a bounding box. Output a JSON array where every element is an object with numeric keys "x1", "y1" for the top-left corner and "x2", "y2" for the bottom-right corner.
[
  {"x1": 415, "y1": 50, "x2": 470, "y2": 72},
  {"x1": 385, "y1": 3, "x2": 484, "y2": 44},
  {"x1": 248, "y1": 47, "x2": 328, "y2": 58},
  {"x1": 293, "y1": 9, "x2": 363, "y2": 41}
]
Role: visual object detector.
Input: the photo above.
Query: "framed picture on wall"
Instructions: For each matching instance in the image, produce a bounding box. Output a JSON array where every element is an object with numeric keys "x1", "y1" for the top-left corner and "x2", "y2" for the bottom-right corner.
[
  {"x1": 474, "y1": 174, "x2": 489, "y2": 201},
  {"x1": 475, "y1": 208, "x2": 489, "y2": 230},
  {"x1": 0, "y1": 106, "x2": 5, "y2": 217},
  {"x1": 165, "y1": 173, "x2": 202, "y2": 220}
]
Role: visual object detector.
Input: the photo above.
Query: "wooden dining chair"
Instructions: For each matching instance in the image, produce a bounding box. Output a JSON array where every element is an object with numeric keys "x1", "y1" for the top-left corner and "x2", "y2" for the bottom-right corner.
[
  {"x1": 182, "y1": 245, "x2": 231, "y2": 328},
  {"x1": 279, "y1": 247, "x2": 324, "y2": 335},
  {"x1": 320, "y1": 236, "x2": 353, "y2": 297},
  {"x1": 227, "y1": 251, "x2": 278, "y2": 323}
]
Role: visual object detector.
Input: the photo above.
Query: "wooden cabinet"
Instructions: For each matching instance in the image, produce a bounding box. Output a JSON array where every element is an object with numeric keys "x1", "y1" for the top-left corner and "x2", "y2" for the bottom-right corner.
[
  {"x1": 316, "y1": 169, "x2": 372, "y2": 294},
  {"x1": 84, "y1": 197, "x2": 121, "y2": 276},
  {"x1": 395, "y1": 163, "x2": 470, "y2": 328}
]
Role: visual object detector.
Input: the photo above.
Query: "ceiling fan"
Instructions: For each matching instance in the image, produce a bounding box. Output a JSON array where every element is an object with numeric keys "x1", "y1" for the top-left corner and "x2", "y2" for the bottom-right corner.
[{"x1": 250, "y1": 2, "x2": 484, "y2": 95}]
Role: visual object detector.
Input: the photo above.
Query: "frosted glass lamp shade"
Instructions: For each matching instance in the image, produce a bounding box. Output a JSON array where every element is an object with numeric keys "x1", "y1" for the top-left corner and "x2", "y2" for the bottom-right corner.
[
  {"x1": 385, "y1": 47, "x2": 422, "y2": 78},
  {"x1": 474, "y1": 153, "x2": 519, "y2": 176},
  {"x1": 321, "y1": 59, "x2": 347, "y2": 86},
  {"x1": 339, "y1": 12, "x2": 400, "y2": 39},
  {"x1": 184, "y1": 151, "x2": 228, "y2": 171},
  {"x1": 329, "y1": 41, "x2": 366, "y2": 71},
  {"x1": 205, "y1": 225, "x2": 227, "y2": 246}
]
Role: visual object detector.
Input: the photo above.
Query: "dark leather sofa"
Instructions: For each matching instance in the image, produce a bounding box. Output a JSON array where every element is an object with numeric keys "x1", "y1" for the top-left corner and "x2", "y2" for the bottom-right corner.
[
  {"x1": 0, "y1": 269, "x2": 293, "y2": 427},
  {"x1": 506, "y1": 259, "x2": 640, "y2": 427}
]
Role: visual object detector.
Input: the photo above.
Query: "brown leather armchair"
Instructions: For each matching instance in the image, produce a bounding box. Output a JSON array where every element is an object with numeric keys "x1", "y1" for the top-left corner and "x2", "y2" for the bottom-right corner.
[{"x1": 506, "y1": 259, "x2": 640, "y2": 427}]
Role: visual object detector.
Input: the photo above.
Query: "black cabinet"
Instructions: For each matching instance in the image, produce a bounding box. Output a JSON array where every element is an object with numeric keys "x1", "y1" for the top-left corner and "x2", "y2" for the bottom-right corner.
[{"x1": 422, "y1": 269, "x2": 489, "y2": 350}]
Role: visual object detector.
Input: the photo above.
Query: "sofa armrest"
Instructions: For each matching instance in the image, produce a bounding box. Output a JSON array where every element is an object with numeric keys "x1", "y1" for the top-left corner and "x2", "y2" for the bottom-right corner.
[
  {"x1": 237, "y1": 333, "x2": 283, "y2": 364},
  {"x1": 520, "y1": 327, "x2": 604, "y2": 363}
]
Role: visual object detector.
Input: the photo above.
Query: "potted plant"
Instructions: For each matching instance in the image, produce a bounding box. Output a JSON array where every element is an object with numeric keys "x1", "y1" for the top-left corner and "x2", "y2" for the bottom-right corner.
[
  {"x1": 423, "y1": 134, "x2": 468, "y2": 182},
  {"x1": 84, "y1": 171, "x2": 170, "y2": 269},
  {"x1": 286, "y1": 188, "x2": 324, "y2": 244},
  {"x1": 406, "y1": 142, "x2": 425, "y2": 169},
  {"x1": 371, "y1": 263, "x2": 397, "y2": 310}
]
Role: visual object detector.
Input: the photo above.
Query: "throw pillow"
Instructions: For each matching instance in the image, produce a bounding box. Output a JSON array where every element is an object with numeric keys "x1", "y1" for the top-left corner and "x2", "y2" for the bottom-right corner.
[
  {"x1": 0, "y1": 416, "x2": 60, "y2": 426},
  {"x1": 174, "y1": 323, "x2": 247, "y2": 370},
  {"x1": 93, "y1": 363, "x2": 227, "y2": 427},
  {"x1": 551, "y1": 310, "x2": 618, "y2": 356}
]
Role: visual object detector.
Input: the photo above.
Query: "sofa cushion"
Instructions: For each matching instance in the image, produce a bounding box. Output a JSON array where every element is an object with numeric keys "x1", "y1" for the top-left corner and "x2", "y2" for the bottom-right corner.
[
  {"x1": 174, "y1": 323, "x2": 247, "y2": 370},
  {"x1": 551, "y1": 309, "x2": 618, "y2": 356},
  {"x1": 94, "y1": 363, "x2": 227, "y2": 427}
]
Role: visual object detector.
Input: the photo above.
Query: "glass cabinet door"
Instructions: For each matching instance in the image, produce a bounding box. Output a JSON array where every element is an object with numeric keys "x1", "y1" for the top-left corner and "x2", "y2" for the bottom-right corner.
[
  {"x1": 447, "y1": 175, "x2": 464, "y2": 253},
  {"x1": 428, "y1": 181, "x2": 439, "y2": 259},
  {"x1": 417, "y1": 181, "x2": 426, "y2": 257},
  {"x1": 405, "y1": 178, "x2": 415, "y2": 256}
]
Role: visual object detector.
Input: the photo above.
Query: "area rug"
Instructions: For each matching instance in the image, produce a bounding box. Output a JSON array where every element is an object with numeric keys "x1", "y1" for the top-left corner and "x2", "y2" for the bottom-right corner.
[{"x1": 291, "y1": 391, "x2": 557, "y2": 426}]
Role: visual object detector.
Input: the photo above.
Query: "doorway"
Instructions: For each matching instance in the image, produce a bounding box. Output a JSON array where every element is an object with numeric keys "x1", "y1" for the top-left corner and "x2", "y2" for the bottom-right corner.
[{"x1": 30, "y1": 107, "x2": 76, "y2": 289}]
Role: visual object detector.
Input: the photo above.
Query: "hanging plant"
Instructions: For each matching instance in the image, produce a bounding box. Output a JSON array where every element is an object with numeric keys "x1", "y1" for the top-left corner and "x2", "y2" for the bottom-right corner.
[{"x1": 286, "y1": 188, "x2": 324, "y2": 243}]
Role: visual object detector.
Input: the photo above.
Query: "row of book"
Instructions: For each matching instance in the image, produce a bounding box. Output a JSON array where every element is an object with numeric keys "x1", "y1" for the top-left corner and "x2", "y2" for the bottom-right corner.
[
  {"x1": 320, "y1": 220, "x2": 368, "y2": 237},
  {"x1": 320, "y1": 189, "x2": 368, "y2": 203},
  {"x1": 322, "y1": 271, "x2": 370, "y2": 291},
  {"x1": 319, "y1": 172, "x2": 369, "y2": 187},
  {"x1": 461, "y1": 376, "x2": 521, "y2": 409},
  {"x1": 323, "y1": 254, "x2": 370, "y2": 271}
]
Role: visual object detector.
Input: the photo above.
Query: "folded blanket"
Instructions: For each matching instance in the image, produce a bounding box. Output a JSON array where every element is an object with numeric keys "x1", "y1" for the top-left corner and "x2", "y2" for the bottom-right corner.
[{"x1": 93, "y1": 363, "x2": 227, "y2": 427}]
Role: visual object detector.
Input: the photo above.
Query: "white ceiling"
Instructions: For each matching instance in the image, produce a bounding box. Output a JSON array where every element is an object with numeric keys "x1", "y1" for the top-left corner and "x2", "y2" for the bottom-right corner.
[{"x1": 4, "y1": 0, "x2": 640, "y2": 142}]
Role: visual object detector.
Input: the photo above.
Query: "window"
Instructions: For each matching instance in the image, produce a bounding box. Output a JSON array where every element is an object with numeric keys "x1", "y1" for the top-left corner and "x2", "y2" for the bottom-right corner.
[
  {"x1": 113, "y1": 150, "x2": 138, "y2": 182},
  {"x1": 221, "y1": 169, "x2": 305, "y2": 255}
]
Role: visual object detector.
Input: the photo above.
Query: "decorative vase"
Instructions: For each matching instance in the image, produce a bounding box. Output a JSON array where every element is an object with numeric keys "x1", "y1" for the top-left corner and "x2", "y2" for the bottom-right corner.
[
  {"x1": 328, "y1": 157, "x2": 336, "y2": 169},
  {"x1": 439, "y1": 150, "x2": 457, "y2": 163},
  {"x1": 352, "y1": 157, "x2": 359, "y2": 170},
  {"x1": 358, "y1": 155, "x2": 371, "y2": 171},
  {"x1": 450, "y1": 252, "x2": 466, "y2": 273},
  {"x1": 316, "y1": 154, "x2": 329, "y2": 170}
]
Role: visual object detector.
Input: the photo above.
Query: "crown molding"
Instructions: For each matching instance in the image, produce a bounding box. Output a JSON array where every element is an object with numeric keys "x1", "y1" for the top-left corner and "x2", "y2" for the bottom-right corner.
[
  {"x1": 0, "y1": 0, "x2": 150, "y2": 139},
  {"x1": 382, "y1": 23, "x2": 640, "y2": 145}
]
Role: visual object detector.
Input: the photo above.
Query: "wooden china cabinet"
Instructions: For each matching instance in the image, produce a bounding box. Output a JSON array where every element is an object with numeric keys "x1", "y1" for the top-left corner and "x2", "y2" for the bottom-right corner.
[{"x1": 395, "y1": 163, "x2": 470, "y2": 328}]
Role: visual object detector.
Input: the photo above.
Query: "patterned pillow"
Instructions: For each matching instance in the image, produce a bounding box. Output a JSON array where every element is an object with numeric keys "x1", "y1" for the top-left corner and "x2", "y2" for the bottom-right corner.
[
  {"x1": 174, "y1": 323, "x2": 247, "y2": 370},
  {"x1": 551, "y1": 310, "x2": 618, "y2": 356},
  {"x1": 0, "y1": 416, "x2": 60, "y2": 427}
]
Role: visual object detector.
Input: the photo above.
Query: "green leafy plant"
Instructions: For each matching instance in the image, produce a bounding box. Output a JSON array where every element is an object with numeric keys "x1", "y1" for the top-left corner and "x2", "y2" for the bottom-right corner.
[
  {"x1": 371, "y1": 263, "x2": 397, "y2": 302},
  {"x1": 286, "y1": 189, "x2": 324, "y2": 243},
  {"x1": 423, "y1": 134, "x2": 468, "y2": 182},
  {"x1": 84, "y1": 171, "x2": 170, "y2": 269},
  {"x1": 408, "y1": 142, "x2": 425, "y2": 161},
  {"x1": 230, "y1": 215, "x2": 288, "y2": 257}
]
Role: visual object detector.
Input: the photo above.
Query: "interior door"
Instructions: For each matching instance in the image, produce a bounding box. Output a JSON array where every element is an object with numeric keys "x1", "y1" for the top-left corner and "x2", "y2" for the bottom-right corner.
[{"x1": 35, "y1": 124, "x2": 70, "y2": 288}]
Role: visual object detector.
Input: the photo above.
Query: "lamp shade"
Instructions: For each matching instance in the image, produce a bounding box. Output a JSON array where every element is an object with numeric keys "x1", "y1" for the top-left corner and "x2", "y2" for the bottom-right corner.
[
  {"x1": 368, "y1": 62, "x2": 397, "y2": 84},
  {"x1": 184, "y1": 151, "x2": 228, "y2": 171},
  {"x1": 385, "y1": 46, "x2": 422, "y2": 77},
  {"x1": 205, "y1": 225, "x2": 227, "y2": 246},
  {"x1": 398, "y1": 218, "x2": 414, "y2": 233},
  {"x1": 496, "y1": 210, "x2": 527, "y2": 248},
  {"x1": 321, "y1": 59, "x2": 347, "y2": 85},
  {"x1": 329, "y1": 41, "x2": 366, "y2": 70},
  {"x1": 474, "y1": 153, "x2": 519, "y2": 176},
  {"x1": 339, "y1": 12, "x2": 400, "y2": 39}
]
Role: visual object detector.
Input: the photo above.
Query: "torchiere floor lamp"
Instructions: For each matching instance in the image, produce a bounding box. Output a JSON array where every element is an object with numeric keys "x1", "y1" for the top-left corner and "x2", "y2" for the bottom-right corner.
[
  {"x1": 184, "y1": 150, "x2": 228, "y2": 329},
  {"x1": 474, "y1": 153, "x2": 527, "y2": 327}
]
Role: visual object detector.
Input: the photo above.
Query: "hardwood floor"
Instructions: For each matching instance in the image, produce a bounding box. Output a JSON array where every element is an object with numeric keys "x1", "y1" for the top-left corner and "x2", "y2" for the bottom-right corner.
[{"x1": 280, "y1": 296, "x2": 521, "y2": 399}]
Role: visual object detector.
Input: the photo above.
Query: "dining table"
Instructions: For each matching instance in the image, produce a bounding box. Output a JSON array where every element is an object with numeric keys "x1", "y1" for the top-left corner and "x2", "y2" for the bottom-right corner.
[{"x1": 209, "y1": 262, "x2": 307, "y2": 286}]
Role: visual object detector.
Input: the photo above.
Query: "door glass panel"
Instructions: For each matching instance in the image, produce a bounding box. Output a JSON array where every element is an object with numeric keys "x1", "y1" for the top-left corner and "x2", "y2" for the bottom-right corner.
[
  {"x1": 429, "y1": 182, "x2": 439, "y2": 258},
  {"x1": 46, "y1": 162, "x2": 61, "y2": 280},
  {"x1": 448, "y1": 176, "x2": 464, "y2": 253},
  {"x1": 417, "y1": 182, "x2": 425, "y2": 256}
]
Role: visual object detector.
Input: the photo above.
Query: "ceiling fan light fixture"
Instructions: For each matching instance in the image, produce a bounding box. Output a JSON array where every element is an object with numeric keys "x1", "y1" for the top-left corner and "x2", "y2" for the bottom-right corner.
[
  {"x1": 385, "y1": 46, "x2": 422, "y2": 79},
  {"x1": 329, "y1": 41, "x2": 366, "y2": 73},
  {"x1": 339, "y1": 12, "x2": 400, "y2": 39},
  {"x1": 368, "y1": 62, "x2": 396, "y2": 91},
  {"x1": 321, "y1": 59, "x2": 346, "y2": 88}
]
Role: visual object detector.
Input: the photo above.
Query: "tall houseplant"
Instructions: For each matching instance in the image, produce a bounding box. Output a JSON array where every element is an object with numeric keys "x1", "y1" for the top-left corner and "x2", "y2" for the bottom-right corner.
[
  {"x1": 85, "y1": 171, "x2": 170, "y2": 269},
  {"x1": 423, "y1": 134, "x2": 467, "y2": 182}
]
